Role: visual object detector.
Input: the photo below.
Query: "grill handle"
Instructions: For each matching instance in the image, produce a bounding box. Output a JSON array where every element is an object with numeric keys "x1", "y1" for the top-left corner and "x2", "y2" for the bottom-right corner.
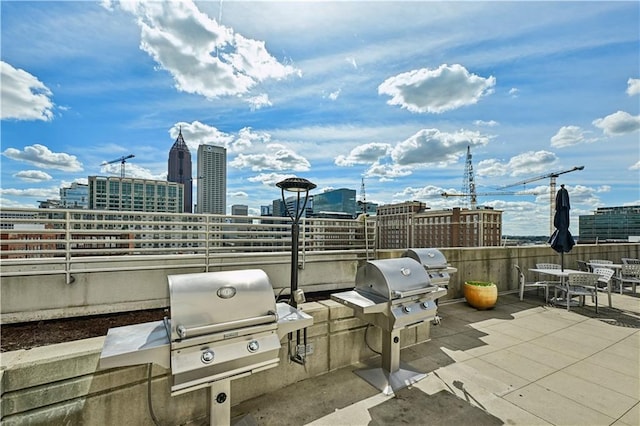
[
  {"x1": 391, "y1": 287, "x2": 435, "y2": 299},
  {"x1": 176, "y1": 313, "x2": 277, "y2": 339}
]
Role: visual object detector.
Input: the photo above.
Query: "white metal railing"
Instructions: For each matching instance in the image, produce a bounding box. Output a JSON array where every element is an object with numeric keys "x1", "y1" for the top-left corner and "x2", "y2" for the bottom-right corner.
[{"x1": 1, "y1": 208, "x2": 376, "y2": 282}]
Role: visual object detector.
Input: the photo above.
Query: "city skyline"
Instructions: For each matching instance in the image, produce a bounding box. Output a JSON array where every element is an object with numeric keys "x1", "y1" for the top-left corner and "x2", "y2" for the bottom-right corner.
[{"x1": 1, "y1": 1, "x2": 639, "y2": 236}]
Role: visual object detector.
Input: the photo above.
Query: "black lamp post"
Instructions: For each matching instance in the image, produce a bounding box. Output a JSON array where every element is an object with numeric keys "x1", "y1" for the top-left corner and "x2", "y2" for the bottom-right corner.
[{"x1": 276, "y1": 177, "x2": 316, "y2": 309}]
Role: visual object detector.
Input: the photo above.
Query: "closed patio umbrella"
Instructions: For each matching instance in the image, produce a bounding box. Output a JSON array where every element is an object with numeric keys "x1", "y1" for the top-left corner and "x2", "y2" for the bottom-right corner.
[{"x1": 548, "y1": 184, "x2": 574, "y2": 271}]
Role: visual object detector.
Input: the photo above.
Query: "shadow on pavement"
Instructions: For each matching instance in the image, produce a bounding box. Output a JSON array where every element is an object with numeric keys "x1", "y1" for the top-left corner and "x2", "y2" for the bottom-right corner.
[{"x1": 367, "y1": 387, "x2": 503, "y2": 426}]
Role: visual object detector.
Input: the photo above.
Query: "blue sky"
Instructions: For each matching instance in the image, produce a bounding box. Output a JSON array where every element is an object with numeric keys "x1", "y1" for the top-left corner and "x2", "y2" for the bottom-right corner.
[{"x1": 1, "y1": 0, "x2": 639, "y2": 236}]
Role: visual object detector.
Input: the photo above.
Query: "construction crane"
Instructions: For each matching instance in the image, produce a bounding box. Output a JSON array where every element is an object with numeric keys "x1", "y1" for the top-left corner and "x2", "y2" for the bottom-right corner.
[
  {"x1": 102, "y1": 154, "x2": 135, "y2": 178},
  {"x1": 451, "y1": 146, "x2": 539, "y2": 207},
  {"x1": 499, "y1": 165, "x2": 585, "y2": 235},
  {"x1": 461, "y1": 146, "x2": 477, "y2": 208},
  {"x1": 442, "y1": 190, "x2": 540, "y2": 198},
  {"x1": 358, "y1": 177, "x2": 370, "y2": 259}
]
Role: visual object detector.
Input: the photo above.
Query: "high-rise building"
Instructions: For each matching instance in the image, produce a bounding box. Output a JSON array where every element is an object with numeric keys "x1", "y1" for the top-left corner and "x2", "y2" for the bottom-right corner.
[
  {"x1": 167, "y1": 128, "x2": 193, "y2": 213},
  {"x1": 88, "y1": 176, "x2": 184, "y2": 213},
  {"x1": 578, "y1": 205, "x2": 640, "y2": 243},
  {"x1": 197, "y1": 145, "x2": 226, "y2": 214},
  {"x1": 311, "y1": 188, "x2": 357, "y2": 218},
  {"x1": 60, "y1": 182, "x2": 89, "y2": 209}
]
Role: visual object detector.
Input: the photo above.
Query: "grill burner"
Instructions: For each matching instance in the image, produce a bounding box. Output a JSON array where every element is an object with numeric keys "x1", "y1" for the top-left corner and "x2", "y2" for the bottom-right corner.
[
  {"x1": 100, "y1": 269, "x2": 312, "y2": 425},
  {"x1": 331, "y1": 256, "x2": 449, "y2": 395}
]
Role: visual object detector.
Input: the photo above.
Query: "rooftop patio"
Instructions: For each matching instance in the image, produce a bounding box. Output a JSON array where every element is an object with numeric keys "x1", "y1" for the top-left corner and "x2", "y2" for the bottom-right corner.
[{"x1": 232, "y1": 291, "x2": 640, "y2": 426}]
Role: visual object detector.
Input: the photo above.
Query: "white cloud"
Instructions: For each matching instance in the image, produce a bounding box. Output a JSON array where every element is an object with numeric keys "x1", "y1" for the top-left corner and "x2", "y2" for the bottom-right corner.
[
  {"x1": 476, "y1": 159, "x2": 507, "y2": 177},
  {"x1": 247, "y1": 172, "x2": 296, "y2": 187},
  {"x1": 393, "y1": 185, "x2": 446, "y2": 200},
  {"x1": 170, "y1": 121, "x2": 235, "y2": 152},
  {"x1": 14, "y1": 170, "x2": 53, "y2": 182},
  {"x1": 234, "y1": 127, "x2": 271, "y2": 152},
  {"x1": 328, "y1": 89, "x2": 341, "y2": 101},
  {"x1": 364, "y1": 162, "x2": 412, "y2": 181},
  {"x1": 335, "y1": 142, "x2": 392, "y2": 166},
  {"x1": 592, "y1": 111, "x2": 640, "y2": 135},
  {"x1": 505, "y1": 151, "x2": 559, "y2": 177},
  {"x1": 1, "y1": 61, "x2": 55, "y2": 121},
  {"x1": 476, "y1": 151, "x2": 559, "y2": 179},
  {"x1": 230, "y1": 144, "x2": 310, "y2": 172},
  {"x1": 474, "y1": 120, "x2": 499, "y2": 127},
  {"x1": 550, "y1": 125, "x2": 596, "y2": 148},
  {"x1": 630, "y1": 161, "x2": 640, "y2": 170},
  {"x1": 100, "y1": 162, "x2": 165, "y2": 180},
  {"x1": 108, "y1": 0, "x2": 300, "y2": 99},
  {"x1": 0, "y1": 187, "x2": 60, "y2": 199},
  {"x1": 0, "y1": 197, "x2": 37, "y2": 208},
  {"x1": 247, "y1": 93, "x2": 272, "y2": 110},
  {"x1": 391, "y1": 128, "x2": 489, "y2": 166},
  {"x1": 378, "y1": 64, "x2": 495, "y2": 114},
  {"x1": 2, "y1": 144, "x2": 82, "y2": 172},
  {"x1": 509, "y1": 88, "x2": 519, "y2": 97},
  {"x1": 627, "y1": 78, "x2": 640, "y2": 96}
]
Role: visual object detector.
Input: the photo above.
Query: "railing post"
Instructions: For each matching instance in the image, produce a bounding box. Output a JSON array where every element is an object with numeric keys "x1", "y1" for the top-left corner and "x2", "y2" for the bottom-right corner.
[{"x1": 65, "y1": 210, "x2": 73, "y2": 284}]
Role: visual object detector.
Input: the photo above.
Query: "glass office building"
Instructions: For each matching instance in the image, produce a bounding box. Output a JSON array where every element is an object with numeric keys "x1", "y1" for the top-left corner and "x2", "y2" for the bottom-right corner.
[
  {"x1": 311, "y1": 188, "x2": 357, "y2": 218},
  {"x1": 578, "y1": 205, "x2": 640, "y2": 242},
  {"x1": 60, "y1": 182, "x2": 89, "y2": 209}
]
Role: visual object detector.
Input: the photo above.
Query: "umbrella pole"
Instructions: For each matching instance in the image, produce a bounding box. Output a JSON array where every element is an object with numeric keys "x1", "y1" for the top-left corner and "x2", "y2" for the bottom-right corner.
[{"x1": 561, "y1": 252, "x2": 564, "y2": 272}]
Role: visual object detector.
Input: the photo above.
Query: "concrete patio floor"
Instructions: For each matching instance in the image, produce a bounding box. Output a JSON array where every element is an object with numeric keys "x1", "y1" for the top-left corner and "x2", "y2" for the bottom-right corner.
[{"x1": 231, "y1": 291, "x2": 640, "y2": 426}]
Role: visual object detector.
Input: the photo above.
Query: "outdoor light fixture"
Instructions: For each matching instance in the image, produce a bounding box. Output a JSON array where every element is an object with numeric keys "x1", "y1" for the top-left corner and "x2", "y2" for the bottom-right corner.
[{"x1": 276, "y1": 176, "x2": 316, "y2": 365}]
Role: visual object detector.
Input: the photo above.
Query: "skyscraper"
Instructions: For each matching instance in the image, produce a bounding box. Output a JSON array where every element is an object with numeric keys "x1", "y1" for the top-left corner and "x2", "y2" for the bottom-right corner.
[
  {"x1": 197, "y1": 144, "x2": 227, "y2": 214},
  {"x1": 167, "y1": 128, "x2": 193, "y2": 213}
]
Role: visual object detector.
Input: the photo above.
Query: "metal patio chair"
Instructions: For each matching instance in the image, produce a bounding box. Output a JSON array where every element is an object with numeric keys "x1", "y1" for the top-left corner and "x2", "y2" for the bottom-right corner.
[
  {"x1": 576, "y1": 260, "x2": 590, "y2": 272},
  {"x1": 515, "y1": 265, "x2": 551, "y2": 302},
  {"x1": 535, "y1": 263, "x2": 562, "y2": 288},
  {"x1": 614, "y1": 264, "x2": 640, "y2": 294},
  {"x1": 557, "y1": 272, "x2": 599, "y2": 312},
  {"x1": 592, "y1": 267, "x2": 615, "y2": 308}
]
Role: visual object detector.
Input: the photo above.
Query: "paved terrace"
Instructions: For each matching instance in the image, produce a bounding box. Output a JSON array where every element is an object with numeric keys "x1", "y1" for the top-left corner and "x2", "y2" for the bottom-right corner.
[{"x1": 232, "y1": 292, "x2": 640, "y2": 426}]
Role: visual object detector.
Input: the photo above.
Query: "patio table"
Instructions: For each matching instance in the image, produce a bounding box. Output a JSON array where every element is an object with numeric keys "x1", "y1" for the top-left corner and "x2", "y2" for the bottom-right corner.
[{"x1": 529, "y1": 268, "x2": 599, "y2": 307}]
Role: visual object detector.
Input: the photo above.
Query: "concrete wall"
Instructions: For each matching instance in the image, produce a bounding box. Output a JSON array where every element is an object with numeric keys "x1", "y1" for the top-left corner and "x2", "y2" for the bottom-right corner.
[
  {"x1": 0, "y1": 301, "x2": 430, "y2": 425},
  {"x1": 2, "y1": 244, "x2": 638, "y2": 324},
  {"x1": 1, "y1": 252, "x2": 363, "y2": 323}
]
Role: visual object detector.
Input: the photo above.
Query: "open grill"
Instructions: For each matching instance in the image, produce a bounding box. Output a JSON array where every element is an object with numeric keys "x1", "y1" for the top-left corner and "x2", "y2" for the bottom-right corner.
[
  {"x1": 100, "y1": 269, "x2": 312, "y2": 425},
  {"x1": 331, "y1": 256, "x2": 448, "y2": 395}
]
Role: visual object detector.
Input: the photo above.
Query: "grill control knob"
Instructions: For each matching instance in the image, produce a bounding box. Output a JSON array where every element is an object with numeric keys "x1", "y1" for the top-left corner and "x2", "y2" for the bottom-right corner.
[
  {"x1": 247, "y1": 340, "x2": 260, "y2": 353},
  {"x1": 402, "y1": 306, "x2": 412, "y2": 314},
  {"x1": 421, "y1": 302, "x2": 430, "y2": 309},
  {"x1": 201, "y1": 349, "x2": 214, "y2": 364}
]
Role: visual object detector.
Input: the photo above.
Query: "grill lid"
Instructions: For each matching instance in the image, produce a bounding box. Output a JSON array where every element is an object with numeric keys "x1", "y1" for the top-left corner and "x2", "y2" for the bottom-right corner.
[
  {"x1": 404, "y1": 248, "x2": 448, "y2": 269},
  {"x1": 168, "y1": 269, "x2": 276, "y2": 341},
  {"x1": 355, "y1": 258, "x2": 432, "y2": 301}
]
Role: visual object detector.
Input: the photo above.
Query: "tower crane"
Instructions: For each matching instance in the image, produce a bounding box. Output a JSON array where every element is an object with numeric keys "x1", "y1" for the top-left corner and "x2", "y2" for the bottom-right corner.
[
  {"x1": 461, "y1": 145, "x2": 476, "y2": 208},
  {"x1": 102, "y1": 154, "x2": 135, "y2": 178},
  {"x1": 451, "y1": 146, "x2": 539, "y2": 207},
  {"x1": 498, "y1": 165, "x2": 584, "y2": 235},
  {"x1": 442, "y1": 190, "x2": 540, "y2": 198}
]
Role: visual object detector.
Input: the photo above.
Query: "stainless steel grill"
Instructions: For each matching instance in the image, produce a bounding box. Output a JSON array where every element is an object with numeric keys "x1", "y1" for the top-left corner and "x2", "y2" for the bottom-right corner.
[
  {"x1": 100, "y1": 269, "x2": 312, "y2": 425},
  {"x1": 331, "y1": 257, "x2": 447, "y2": 395},
  {"x1": 403, "y1": 248, "x2": 457, "y2": 289}
]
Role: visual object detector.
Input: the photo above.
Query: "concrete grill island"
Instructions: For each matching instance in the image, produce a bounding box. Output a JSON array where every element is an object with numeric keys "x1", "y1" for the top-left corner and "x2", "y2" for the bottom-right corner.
[
  {"x1": 100, "y1": 248, "x2": 454, "y2": 423},
  {"x1": 100, "y1": 269, "x2": 313, "y2": 425}
]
